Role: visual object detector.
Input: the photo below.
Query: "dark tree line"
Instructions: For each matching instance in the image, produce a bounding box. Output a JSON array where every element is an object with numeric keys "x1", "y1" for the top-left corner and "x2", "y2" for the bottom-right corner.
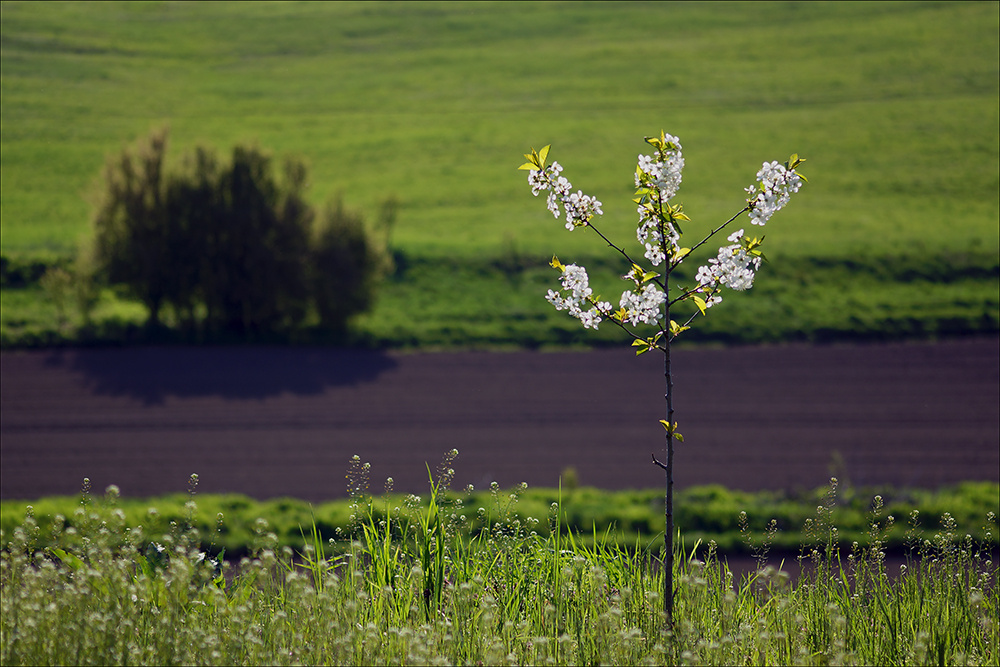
[{"x1": 89, "y1": 128, "x2": 391, "y2": 337}]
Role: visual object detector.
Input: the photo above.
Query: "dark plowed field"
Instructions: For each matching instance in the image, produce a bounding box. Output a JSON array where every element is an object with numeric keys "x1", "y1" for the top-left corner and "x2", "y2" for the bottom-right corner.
[{"x1": 2, "y1": 338, "x2": 997, "y2": 502}]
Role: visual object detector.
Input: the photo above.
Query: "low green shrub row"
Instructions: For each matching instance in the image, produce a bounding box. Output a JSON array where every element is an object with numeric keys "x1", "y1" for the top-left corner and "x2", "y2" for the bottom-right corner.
[
  {"x1": 3, "y1": 248, "x2": 997, "y2": 349},
  {"x1": 3, "y1": 480, "x2": 995, "y2": 559}
]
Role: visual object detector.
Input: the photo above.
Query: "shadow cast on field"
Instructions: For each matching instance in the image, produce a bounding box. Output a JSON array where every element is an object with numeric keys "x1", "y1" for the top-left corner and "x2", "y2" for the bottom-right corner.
[{"x1": 42, "y1": 346, "x2": 399, "y2": 405}]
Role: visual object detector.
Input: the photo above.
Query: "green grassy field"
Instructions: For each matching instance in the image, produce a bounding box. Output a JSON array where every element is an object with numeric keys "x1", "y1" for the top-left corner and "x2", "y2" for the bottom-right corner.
[{"x1": 1, "y1": 1, "x2": 998, "y2": 347}]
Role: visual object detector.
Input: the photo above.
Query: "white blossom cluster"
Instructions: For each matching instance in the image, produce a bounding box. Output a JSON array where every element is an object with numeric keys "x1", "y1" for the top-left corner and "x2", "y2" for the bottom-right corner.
[
  {"x1": 694, "y1": 229, "x2": 761, "y2": 308},
  {"x1": 746, "y1": 160, "x2": 803, "y2": 226},
  {"x1": 635, "y1": 135, "x2": 684, "y2": 201},
  {"x1": 528, "y1": 162, "x2": 603, "y2": 230},
  {"x1": 636, "y1": 213, "x2": 680, "y2": 267},
  {"x1": 545, "y1": 264, "x2": 611, "y2": 329},
  {"x1": 634, "y1": 136, "x2": 684, "y2": 265},
  {"x1": 619, "y1": 283, "x2": 666, "y2": 326}
]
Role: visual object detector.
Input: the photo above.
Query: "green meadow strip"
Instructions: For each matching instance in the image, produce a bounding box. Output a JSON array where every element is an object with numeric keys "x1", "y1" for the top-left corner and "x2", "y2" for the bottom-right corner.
[
  {"x1": 3, "y1": 481, "x2": 996, "y2": 558},
  {"x1": 3, "y1": 250, "x2": 998, "y2": 349}
]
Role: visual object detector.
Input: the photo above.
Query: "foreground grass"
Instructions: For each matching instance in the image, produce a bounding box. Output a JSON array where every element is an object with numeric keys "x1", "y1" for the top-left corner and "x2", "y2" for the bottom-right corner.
[
  {"x1": 2, "y1": 474, "x2": 997, "y2": 665},
  {"x1": 1, "y1": 1, "x2": 997, "y2": 348}
]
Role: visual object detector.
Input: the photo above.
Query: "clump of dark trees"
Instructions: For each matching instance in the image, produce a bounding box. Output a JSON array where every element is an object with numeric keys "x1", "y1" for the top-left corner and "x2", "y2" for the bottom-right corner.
[{"x1": 88, "y1": 127, "x2": 393, "y2": 339}]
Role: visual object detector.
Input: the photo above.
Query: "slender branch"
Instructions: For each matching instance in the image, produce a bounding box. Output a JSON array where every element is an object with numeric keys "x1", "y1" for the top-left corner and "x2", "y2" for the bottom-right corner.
[
  {"x1": 538, "y1": 164, "x2": 662, "y2": 290},
  {"x1": 670, "y1": 206, "x2": 749, "y2": 272},
  {"x1": 678, "y1": 308, "x2": 702, "y2": 331},
  {"x1": 668, "y1": 282, "x2": 713, "y2": 308},
  {"x1": 585, "y1": 220, "x2": 668, "y2": 293},
  {"x1": 576, "y1": 293, "x2": 670, "y2": 351},
  {"x1": 585, "y1": 221, "x2": 645, "y2": 274},
  {"x1": 597, "y1": 307, "x2": 648, "y2": 342},
  {"x1": 664, "y1": 311, "x2": 704, "y2": 344},
  {"x1": 617, "y1": 324, "x2": 666, "y2": 351}
]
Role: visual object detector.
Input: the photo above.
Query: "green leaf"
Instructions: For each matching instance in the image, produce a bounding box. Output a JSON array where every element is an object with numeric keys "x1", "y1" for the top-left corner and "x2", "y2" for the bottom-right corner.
[
  {"x1": 520, "y1": 145, "x2": 551, "y2": 170},
  {"x1": 692, "y1": 295, "x2": 707, "y2": 315},
  {"x1": 538, "y1": 144, "x2": 550, "y2": 165},
  {"x1": 658, "y1": 420, "x2": 684, "y2": 441},
  {"x1": 669, "y1": 320, "x2": 690, "y2": 336},
  {"x1": 50, "y1": 547, "x2": 85, "y2": 571}
]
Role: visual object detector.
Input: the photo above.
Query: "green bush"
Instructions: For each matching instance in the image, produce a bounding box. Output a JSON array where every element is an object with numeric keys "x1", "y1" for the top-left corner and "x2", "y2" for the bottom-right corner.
[
  {"x1": 311, "y1": 198, "x2": 391, "y2": 335},
  {"x1": 0, "y1": 256, "x2": 63, "y2": 289},
  {"x1": 191, "y1": 145, "x2": 314, "y2": 335},
  {"x1": 90, "y1": 127, "x2": 174, "y2": 326},
  {"x1": 88, "y1": 128, "x2": 389, "y2": 337}
]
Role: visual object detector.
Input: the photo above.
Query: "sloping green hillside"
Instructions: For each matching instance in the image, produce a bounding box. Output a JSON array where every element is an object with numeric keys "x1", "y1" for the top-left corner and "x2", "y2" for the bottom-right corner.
[{"x1": 1, "y1": 1, "x2": 997, "y2": 347}]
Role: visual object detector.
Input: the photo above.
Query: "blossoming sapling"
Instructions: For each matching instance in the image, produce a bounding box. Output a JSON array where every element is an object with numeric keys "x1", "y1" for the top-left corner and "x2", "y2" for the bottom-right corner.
[{"x1": 519, "y1": 133, "x2": 806, "y2": 627}]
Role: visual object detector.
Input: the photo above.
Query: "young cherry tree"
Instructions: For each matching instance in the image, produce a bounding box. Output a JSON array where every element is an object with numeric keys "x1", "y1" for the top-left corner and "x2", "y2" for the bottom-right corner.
[{"x1": 519, "y1": 132, "x2": 806, "y2": 627}]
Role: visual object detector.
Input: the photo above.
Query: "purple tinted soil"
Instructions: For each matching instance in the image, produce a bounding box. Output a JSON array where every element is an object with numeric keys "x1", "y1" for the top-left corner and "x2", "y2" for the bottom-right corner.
[{"x1": 1, "y1": 338, "x2": 997, "y2": 502}]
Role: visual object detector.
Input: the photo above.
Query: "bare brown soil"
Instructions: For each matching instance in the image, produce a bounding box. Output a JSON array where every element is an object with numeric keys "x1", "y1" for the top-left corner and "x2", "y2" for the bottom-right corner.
[{"x1": 1, "y1": 338, "x2": 997, "y2": 502}]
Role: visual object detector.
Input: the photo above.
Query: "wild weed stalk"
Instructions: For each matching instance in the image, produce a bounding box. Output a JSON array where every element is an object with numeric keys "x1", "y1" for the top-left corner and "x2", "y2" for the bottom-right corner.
[{"x1": 2, "y1": 462, "x2": 997, "y2": 666}]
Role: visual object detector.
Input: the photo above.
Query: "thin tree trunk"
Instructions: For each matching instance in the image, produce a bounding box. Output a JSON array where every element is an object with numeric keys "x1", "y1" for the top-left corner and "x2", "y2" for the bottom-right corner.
[{"x1": 663, "y1": 270, "x2": 674, "y2": 628}]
